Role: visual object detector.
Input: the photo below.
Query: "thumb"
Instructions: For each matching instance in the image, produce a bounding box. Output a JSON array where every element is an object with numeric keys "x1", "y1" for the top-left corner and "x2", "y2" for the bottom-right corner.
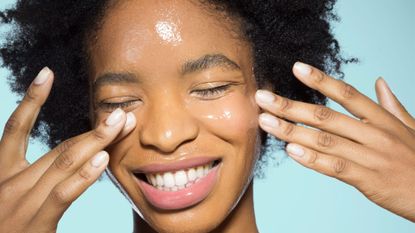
[{"x1": 375, "y1": 77, "x2": 415, "y2": 129}]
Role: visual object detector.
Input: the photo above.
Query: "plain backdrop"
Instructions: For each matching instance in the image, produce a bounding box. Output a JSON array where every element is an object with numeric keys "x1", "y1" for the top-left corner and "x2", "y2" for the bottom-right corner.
[{"x1": 0, "y1": 0, "x2": 414, "y2": 232}]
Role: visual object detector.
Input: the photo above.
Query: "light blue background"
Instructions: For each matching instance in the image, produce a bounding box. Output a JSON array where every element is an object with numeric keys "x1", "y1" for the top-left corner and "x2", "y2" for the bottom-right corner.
[{"x1": 0, "y1": 0, "x2": 414, "y2": 232}]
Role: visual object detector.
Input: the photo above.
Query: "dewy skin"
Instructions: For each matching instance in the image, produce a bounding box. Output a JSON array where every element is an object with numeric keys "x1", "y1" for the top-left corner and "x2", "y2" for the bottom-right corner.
[{"x1": 155, "y1": 21, "x2": 182, "y2": 45}]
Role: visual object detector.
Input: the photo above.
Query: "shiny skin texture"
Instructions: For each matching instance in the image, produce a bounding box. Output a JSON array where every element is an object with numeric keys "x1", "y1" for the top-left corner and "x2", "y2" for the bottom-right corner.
[{"x1": 89, "y1": 1, "x2": 261, "y2": 232}]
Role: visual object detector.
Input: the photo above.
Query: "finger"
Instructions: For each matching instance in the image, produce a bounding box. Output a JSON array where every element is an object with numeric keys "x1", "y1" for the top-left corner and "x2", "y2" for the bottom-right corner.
[
  {"x1": 111, "y1": 112, "x2": 136, "y2": 144},
  {"x1": 30, "y1": 151, "x2": 109, "y2": 228},
  {"x1": 26, "y1": 108, "x2": 126, "y2": 205},
  {"x1": 292, "y1": 62, "x2": 398, "y2": 127},
  {"x1": 28, "y1": 112, "x2": 134, "y2": 178},
  {"x1": 258, "y1": 113, "x2": 380, "y2": 167},
  {"x1": 375, "y1": 78, "x2": 415, "y2": 129},
  {"x1": 0, "y1": 67, "x2": 53, "y2": 160},
  {"x1": 255, "y1": 89, "x2": 378, "y2": 144},
  {"x1": 2, "y1": 133, "x2": 88, "y2": 194},
  {"x1": 4, "y1": 112, "x2": 135, "y2": 194},
  {"x1": 285, "y1": 143, "x2": 375, "y2": 186}
]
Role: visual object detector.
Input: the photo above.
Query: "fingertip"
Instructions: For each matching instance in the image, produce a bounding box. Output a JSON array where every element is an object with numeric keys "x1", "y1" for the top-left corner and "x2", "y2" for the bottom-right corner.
[
  {"x1": 91, "y1": 151, "x2": 109, "y2": 168},
  {"x1": 105, "y1": 108, "x2": 126, "y2": 126},
  {"x1": 125, "y1": 112, "x2": 137, "y2": 130},
  {"x1": 33, "y1": 67, "x2": 53, "y2": 85},
  {"x1": 286, "y1": 143, "x2": 305, "y2": 159},
  {"x1": 293, "y1": 61, "x2": 312, "y2": 78}
]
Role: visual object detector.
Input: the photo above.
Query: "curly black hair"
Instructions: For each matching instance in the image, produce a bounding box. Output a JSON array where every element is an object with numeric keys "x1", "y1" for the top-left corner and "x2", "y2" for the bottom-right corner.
[{"x1": 0, "y1": 0, "x2": 351, "y2": 156}]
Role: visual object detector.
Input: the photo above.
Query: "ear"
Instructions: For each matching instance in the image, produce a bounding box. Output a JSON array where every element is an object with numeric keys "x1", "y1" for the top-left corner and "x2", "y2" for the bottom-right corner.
[{"x1": 375, "y1": 77, "x2": 415, "y2": 129}]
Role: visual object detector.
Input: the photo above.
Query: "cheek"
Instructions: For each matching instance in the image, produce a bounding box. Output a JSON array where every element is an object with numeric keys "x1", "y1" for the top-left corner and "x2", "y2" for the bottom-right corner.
[{"x1": 189, "y1": 92, "x2": 259, "y2": 142}]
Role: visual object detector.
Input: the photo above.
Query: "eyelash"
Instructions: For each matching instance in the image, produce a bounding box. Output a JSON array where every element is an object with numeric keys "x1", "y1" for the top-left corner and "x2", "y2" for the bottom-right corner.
[
  {"x1": 98, "y1": 84, "x2": 231, "y2": 110},
  {"x1": 192, "y1": 84, "x2": 231, "y2": 98},
  {"x1": 98, "y1": 100, "x2": 138, "y2": 111}
]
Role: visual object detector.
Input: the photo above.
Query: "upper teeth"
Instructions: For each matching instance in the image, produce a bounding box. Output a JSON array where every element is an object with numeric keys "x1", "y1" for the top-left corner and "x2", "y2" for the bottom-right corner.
[{"x1": 144, "y1": 162, "x2": 214, "y2": 191}]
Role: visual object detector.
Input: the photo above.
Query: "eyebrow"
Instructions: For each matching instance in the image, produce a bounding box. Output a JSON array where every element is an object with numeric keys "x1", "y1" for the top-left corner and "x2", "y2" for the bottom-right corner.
[
  {"x1": 92, "y1": 53, "x2": 240, "y2": 91},
  {"x1": 181, "y1": 54, "x2": 241, "y2": 75},
  {"x1": 92, "y1": 72, "x2": 138, "y2": 92}
]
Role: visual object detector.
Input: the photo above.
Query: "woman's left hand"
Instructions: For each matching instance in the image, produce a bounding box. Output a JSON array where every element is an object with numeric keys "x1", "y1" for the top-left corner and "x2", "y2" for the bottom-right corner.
[{"x1": 255, "y1": 62, "x2": 415, "y2": 222}]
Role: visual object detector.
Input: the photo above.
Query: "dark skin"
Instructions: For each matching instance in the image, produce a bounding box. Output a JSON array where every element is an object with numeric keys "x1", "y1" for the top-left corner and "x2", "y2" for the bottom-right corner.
[
  {"x1": 0, "y1": 1, "x2": 414, "y2": 233},
  {"x1": 0, "y1": 60, "x2": 414, "y2": 233}
]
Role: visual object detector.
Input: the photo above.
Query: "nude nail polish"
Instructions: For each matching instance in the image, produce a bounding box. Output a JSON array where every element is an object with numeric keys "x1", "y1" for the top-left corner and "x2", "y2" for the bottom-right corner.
[{"x1": 33, "y1": 67, "x2": 51, "y2": 85}]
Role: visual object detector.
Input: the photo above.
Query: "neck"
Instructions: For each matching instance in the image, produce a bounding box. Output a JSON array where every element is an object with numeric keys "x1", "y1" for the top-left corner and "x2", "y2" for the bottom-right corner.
[{"x1": 133, "y1": 182, "x2": 259, "y2": 233}]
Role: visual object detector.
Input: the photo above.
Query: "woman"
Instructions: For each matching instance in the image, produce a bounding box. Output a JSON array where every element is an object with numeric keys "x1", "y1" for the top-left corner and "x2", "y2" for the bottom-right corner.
[{"x1": 0, "y1": 0, "x2": 414, "y2": 232}]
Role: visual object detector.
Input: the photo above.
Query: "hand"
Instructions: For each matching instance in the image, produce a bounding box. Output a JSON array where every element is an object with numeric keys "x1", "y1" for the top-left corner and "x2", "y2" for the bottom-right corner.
[
  {"x1": 0, "y1": 67, "x2": 136, "y2": 233},
  {"x1": 255, "y1": 62, "x2": 415, "y2": 222}
]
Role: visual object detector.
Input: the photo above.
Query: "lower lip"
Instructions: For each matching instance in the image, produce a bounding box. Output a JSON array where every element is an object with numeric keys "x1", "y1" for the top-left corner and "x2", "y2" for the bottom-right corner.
[{"x1": 135, "y1": 165, "x2": 220, "y2": 210}]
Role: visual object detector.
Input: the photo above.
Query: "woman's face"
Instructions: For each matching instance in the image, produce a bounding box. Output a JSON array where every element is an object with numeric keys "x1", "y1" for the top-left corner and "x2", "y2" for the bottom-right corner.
[{"x1": 89, "y1": 0, "x2": 260, "y2": 232}]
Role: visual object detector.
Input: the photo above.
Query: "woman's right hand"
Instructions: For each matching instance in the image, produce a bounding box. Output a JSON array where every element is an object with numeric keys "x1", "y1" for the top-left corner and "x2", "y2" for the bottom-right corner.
[{"x1": 0, "y1": 67, "x2": 136, "y2": 233}]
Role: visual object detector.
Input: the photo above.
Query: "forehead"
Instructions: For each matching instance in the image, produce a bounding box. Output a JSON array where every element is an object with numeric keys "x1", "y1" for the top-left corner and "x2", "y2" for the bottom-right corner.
[{"x1": 89, "y1": 0, "x2": 250, "y2": 78}]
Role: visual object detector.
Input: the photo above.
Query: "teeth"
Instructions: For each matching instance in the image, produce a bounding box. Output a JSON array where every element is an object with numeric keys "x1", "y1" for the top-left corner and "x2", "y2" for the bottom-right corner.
[
  {"x1": 163, "y1": 172, "x2": 175, "y2": 188},
  {"x1": 156, "y1": 174, "x2": 163, "y2": 186},
  {"x1": 150, "y1": 175, "x2": 157, "y2": 186},
  {"x1": 187, "y1": 168, "x2": 197, "y2": 182},
  {"x1": 196, "y1": 166, "x2": 204, "y2": 178},
  {"x1": 174, "y1": 170, "x2": 188, "y2": 186},
  {"x1": 142, "y1": 161, "x2": 216, "y2": 191}
]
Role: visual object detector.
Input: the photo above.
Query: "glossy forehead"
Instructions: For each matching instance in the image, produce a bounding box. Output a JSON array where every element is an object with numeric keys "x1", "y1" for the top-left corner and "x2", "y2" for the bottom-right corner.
[{"x1": 89, "y1": 0, "x2": 251, "y2": 77}]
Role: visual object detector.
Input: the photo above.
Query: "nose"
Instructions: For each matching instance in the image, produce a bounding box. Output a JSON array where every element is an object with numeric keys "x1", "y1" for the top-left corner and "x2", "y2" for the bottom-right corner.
[{"x1": 139, "y1": 97, "x2": 199, "y2": 153}]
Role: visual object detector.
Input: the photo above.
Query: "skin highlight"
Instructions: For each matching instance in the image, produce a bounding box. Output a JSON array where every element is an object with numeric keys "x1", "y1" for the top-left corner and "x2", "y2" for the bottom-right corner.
[
  {"x1": 0, "y1": 1, "x2": 414, "y2": 233},
  {"x1": 89, "y1": 0, "x2": 260, "y2": 232}
]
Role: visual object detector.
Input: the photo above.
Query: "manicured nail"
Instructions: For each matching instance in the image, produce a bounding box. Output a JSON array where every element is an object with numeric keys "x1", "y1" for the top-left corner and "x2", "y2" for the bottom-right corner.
[
  {"x1": 33, "y1": 67, "x2": 51, "y2": 85},
  {"x1": 106, "y1": 108, "x2": 124, "y2": 126},
  {"x1": 286, "y1": 144, "x2": 305, "y2": 158},
  {"x1": 91, "y1": 151, "x2": 109, "y2": 168},
  {"x1": 125, "y1": 112, "x2": 136, "y2": 129},
  {"x1": 294, "y1": 62, "x2": 312, "y2": 77},
  {"x1": 259, "y1": 113, "x2": 279, "y2": 128},
  {"x1": 255, "y1": 90, "x2": 275, "y2": 105},
  {"x1": 378, "y1": 77, "x2": 393, "y2": 94}
]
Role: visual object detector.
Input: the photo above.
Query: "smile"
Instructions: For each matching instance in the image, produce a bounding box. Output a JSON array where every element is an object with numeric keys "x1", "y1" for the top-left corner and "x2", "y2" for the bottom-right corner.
[
  {"x1": 133, "y1": 158, "x2": 222, "y2": 210},
  {"x1": 143, "y1": 161, "x2": 216, "y2": 191}
]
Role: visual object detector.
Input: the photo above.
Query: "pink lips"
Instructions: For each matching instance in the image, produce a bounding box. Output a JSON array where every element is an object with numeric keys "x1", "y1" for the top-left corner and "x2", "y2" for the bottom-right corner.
[{"x1": 135, "y1": 164, "x2": 220, "y2": 210}]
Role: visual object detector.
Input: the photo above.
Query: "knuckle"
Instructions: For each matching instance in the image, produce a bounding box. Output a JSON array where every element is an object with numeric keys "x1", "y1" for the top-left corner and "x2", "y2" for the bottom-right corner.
[
  {"x1": 341, "y1": 83, "x2": 357, "y2": 100},
  {"x1": 91, "y1": 128, "x2": 108, "y2": 143},
  {"x1": 50, "y1": 186, "x2": 71, "y2": 205},
  {"x1": 307, "y1": 151, "x2": 318, "y2": 164},
  {"x1": 78, "y1": 167, "x2": 93, "y2": 181},
  {"x1": 331, "y1": 158, "x2": 348, "y2": 174},
  {"x1": 3, "y1": 115, "x2": 20, "y2": 135},
  {"x1": 314, "y1": 106, "x2": 335, "y2": 123},
  {"x1": 312, "y1": 70, "x2": 325, "y2": 84},
  {"x1": 56, "y1": 138, "x2": 77, "y2": 154},
  {"x1": 282, "y1": 123, "x2": 295, "y2": 138},
  {"x1": 278, "y1": 98, "x2": 292, "y2": 113},
  {"x1": 53, "y1": 151, "x2": 74, "y2": 171},
  {"x1": 317, "y1": 132, "x2": 336, "y2": 148},
  {"x1": 23, "y1": 86, "x2": 39, "y2": 104}
]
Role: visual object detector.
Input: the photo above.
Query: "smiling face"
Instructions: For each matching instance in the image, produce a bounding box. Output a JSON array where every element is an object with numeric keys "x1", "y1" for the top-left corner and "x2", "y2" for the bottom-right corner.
[{"x1": 88, "y1": 0, "x2": 261, "y2": 232}]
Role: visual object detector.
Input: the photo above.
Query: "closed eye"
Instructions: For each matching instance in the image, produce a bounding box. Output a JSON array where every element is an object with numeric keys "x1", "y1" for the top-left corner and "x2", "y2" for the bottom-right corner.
[
  {"x1": 97, "y1": 99, "x2": 140, "y2": 111},
  {"x1": 191, "y1": 84, "x2": 232, "y2": 100}
]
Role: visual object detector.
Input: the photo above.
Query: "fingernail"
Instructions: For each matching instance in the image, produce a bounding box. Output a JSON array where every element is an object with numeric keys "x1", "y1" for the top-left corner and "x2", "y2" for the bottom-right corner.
[
  {"x1": 91, "y1": 151, "x2": 109, "y2": 168},
  {"x1": 286, "y1": 144, "x2": 305, "y2": 158},
  {"x1": 106, "y1": 108, "x2": 124, "y2": 126},
  {"x1": 125, "y1": 112, "x2": 136, "y2": 129},
  {"x1": 294, "y1": 62, "x2": 312, "y2": 77},
  {"x1": 33, "y1": 67, "x2": 51, "y2": 85},
  {"x1": 378, "y1": 77, "x2": 392, "y2": 94},
  {"x1": 255, "y1": 90, "x2": 275, "y2": 105},
  {"x1": 259, "y1": 113, "x2": 279, "y2": 128}
]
